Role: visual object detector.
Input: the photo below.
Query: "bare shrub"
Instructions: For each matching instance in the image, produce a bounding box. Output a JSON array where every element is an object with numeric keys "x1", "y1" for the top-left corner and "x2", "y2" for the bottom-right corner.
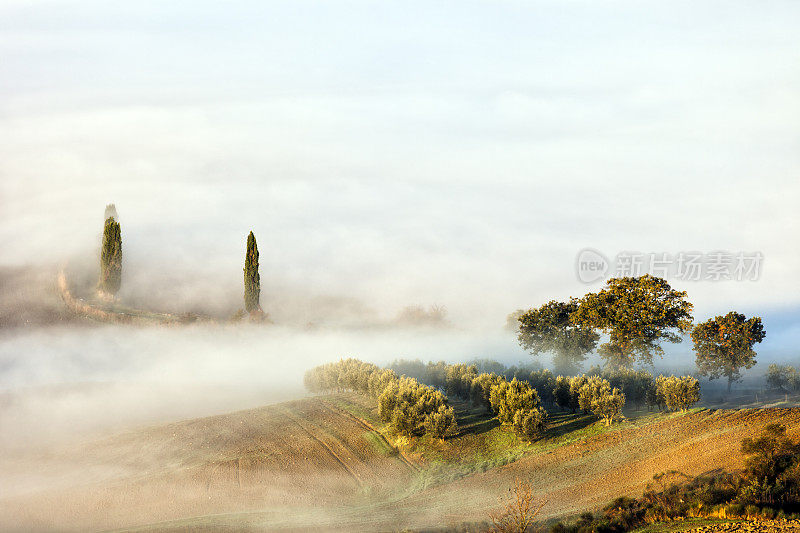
[{"x1": 489, "y1": 478, "x2": 545, "y2": 533}]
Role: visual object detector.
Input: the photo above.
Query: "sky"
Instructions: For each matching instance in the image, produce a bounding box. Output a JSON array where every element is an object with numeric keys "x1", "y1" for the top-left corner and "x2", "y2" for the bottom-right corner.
[{"x1": 0, "y1": 1, "x2": 799, "y2": 385}]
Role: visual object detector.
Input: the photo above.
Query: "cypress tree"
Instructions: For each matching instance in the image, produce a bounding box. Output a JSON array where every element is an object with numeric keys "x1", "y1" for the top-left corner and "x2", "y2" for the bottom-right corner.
[
  {"x1": 99, "y1": 216, "x2": 122, "y2": 295},
  {"x1": 104, "y1": 203, "x2": 118, "y2": 221},
  {"x1": 243, "y1": 231, "x2": 261, "y2": 313}
]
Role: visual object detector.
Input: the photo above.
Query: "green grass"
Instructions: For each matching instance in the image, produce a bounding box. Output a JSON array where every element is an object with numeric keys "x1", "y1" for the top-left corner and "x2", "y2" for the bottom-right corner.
[
  {"x1": 363, "y1": 431, "x2": 398, "y2": 457},
  {"x1": 327, "y1": 394, "x2": 381, "y2": 425},
  {"x1": 405, "y1": 402, "x2": 669, "y2": 489},
  {"x1": 329, "y1": 394, "x2": 676, "y2": 491}
]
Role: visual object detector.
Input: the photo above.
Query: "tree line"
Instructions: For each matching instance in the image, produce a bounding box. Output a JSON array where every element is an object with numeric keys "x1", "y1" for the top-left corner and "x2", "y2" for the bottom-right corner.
[
  {"x1": 513, "y1": 275, "x2": 766, "y2": 392},
  {"x1": 390, "y1": 358, "x2": 699, "y2": 415},
  {"x1": 304, "y1": 358, "x2": 457, "y2": 440},
  {"x1": 311, "y1": 357, "x2": 702, "y2": 444}
]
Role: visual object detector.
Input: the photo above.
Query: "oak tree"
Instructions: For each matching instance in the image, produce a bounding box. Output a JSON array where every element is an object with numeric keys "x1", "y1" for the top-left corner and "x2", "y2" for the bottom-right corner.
[
  {"x1": 517, "y1": 300, "x2": 599, "y2": 375},
  {"x1": 692, "y1": 312, "x2": 765, "y2": 392},
  {"x1": 572, "y1": 275, "x2": 694, "y2": 368}
]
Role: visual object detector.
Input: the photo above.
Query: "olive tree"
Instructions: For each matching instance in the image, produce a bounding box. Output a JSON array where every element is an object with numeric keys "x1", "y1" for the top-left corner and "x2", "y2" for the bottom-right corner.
[
  {"x1": 766, "y1": 364, "x2": 800, "y2": 392},
  {"x1": 591, "y1": 388, "x2": 626, "y2": 426},
  {"x1": 489, "y1": 378, "x2": 542, "y2": 424},
  {"x1": 470, "y1": 373, "x2": 505, "y2": 411},
  {"x1": 424, "y1": 405, "x2": 457, "y2": 440},
  {"x1": 578, "y1": 376, "x2": 626, "y2": 426},
  {"x1": 553, "y1": 376, "x2": 572, "y2": 411},
  {"x1": 656, "y1": 375, "x2": 701, "y2": 412},
  {"x1": 568, "y1": 375, "x2": 588, "y2": 413},
  {"x1": 513, "y1": 408, "x2": 547, "y2": 442}
]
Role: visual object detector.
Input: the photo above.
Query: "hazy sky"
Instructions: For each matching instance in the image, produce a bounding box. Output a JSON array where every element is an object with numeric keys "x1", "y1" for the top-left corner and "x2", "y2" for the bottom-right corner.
[
  {"x1": 1, "y1": 0, "x2": 799, "y2": 327},
  {"x1": 1, "y1": 1, "x2": 800, "y2": 454}
]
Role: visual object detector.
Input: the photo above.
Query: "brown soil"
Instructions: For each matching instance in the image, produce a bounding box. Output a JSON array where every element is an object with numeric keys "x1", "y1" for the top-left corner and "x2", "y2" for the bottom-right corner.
[
  {"x1": 2, "y1": 399, "x2": 800, "y2": 532},
  {"x1": 0, "y1": 396, "x2": 414, "y2": 531}
]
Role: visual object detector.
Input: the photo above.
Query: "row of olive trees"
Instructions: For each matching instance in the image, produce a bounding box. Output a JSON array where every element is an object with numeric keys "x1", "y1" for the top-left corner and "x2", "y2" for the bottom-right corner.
[
  {"x1": 468, "y1": 373, "x2": 548, "y2": 442},
  {"x1": 551, "y1": 376, "x2": 626, "y2": 425},
  {"x1": 514, "y1": 275, "x2": 766, "y2": 392},
  {"x1": 553, "y1": 373, "x2": 699, "y2": 414},
  {"x1": 390, "y1": 358, "x2": 701, "y2": 435},
  {"x1": 304, "y1": 358, "x2": 457, "y2": 440},
  {"x1": 440, "y1": 360, "x2": 698, "y2": 420},
  {"x1": 446, "y1": 365, "x2": 622, "y2": 436}
]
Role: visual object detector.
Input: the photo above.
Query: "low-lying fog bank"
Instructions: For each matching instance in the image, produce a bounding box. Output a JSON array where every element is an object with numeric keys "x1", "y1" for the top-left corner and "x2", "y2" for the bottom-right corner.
[{"x1": 0, "y1": 324, "x2": 526, "y2": 450}]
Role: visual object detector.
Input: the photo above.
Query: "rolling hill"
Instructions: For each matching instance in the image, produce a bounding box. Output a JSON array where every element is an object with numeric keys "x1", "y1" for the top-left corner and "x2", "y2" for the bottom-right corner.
[{"x1": 2, "y1": 394, "x2": 799, "y2": 531}]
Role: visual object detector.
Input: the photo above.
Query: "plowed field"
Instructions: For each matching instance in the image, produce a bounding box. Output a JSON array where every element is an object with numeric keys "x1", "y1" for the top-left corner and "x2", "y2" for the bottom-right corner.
[{"x1": 2, "y1": 398, "x2": 799, "y2": 532}]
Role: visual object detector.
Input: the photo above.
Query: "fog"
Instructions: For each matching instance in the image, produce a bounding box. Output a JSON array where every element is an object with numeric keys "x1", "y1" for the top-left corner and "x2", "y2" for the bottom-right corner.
[{"x1": 1, "y1": 1, "x2": 799, "y2": 530}]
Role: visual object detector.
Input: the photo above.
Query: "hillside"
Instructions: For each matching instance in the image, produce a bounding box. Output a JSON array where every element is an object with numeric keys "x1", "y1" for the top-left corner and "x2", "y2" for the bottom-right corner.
[{"x1": 2, "y1": 395, "x2": 800, "y2": 532}]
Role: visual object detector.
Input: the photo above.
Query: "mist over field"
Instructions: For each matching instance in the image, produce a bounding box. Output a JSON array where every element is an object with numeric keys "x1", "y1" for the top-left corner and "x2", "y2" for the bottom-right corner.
[{"x1": 1, "y1": 1, "x2": 799, "y2": 531}]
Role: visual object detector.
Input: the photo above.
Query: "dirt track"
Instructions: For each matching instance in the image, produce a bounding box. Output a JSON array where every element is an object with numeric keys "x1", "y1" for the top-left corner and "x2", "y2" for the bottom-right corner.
[{"x1": 2, "y1": 399, "x2": 800, "y2": 531}]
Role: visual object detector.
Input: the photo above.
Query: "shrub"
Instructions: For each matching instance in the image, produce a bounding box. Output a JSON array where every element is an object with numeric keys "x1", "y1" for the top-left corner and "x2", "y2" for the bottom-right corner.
[
  {"x1": 512, "y1": 408, "x2": 547, "y2": 442},
  {"x1": 424, "y1": 405, "x2": 458, "y2": 440},
  {"x1": 739, "y1": 423, "x2": 800, "y2": 507},
  {"x1": 568, "y1": 376, "x2": 588, "y2": 413},
  {"x1": 490, "y1": 378, "x2": 542, "y2": 424},
  {"x1": 446, "y1": 363, "x2": 479, "y2": 399},
  {"x1": 553, "y1": 376, "x2": 572, "y2": 411},
  {"x1": 656, "y1": 376, "x2": 701, "y2": 412},
  {"x1": 471, "y1": 373, "x2": 505, "y2": 411},
  {"x1": 591, "y1": 388, "x2": 626, "y2": 426},
  {"x1": 489, "y1": 479, "x2": 545, "y2": 533}
]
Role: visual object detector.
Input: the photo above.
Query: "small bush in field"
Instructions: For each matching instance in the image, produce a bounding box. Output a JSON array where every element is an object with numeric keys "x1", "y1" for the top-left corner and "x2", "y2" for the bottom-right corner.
[
  {"x1": 424, "y1": 405, "x2": 457, "y2": 440},
  {"x1": 512, "y1": 408, "x2": 547, "y2": 443}
]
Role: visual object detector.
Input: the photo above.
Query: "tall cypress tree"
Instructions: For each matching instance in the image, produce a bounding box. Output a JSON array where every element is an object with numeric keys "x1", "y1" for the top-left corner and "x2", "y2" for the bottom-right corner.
[
  {"x1": 99, "y1": 216, "x2": 122, "y2": 295},
  {"x1": 104, "y1": 203, "x2": 118, "y2": 221},
  {"x1": 243, "y1": 231, "x2": 261, "y2": 313}
]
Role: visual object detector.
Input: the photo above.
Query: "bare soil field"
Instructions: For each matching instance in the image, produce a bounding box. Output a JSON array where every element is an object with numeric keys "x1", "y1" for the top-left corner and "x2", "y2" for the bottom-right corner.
[
  {"x1": 390, "y1": 408, "x2": 800, "y2": 530},
  {"x1": 2, "y1": 394, "x2": 800, "y2": 532},
  {"x1": 0, "y1": 397, "x2": 415, "y2": 531}
]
